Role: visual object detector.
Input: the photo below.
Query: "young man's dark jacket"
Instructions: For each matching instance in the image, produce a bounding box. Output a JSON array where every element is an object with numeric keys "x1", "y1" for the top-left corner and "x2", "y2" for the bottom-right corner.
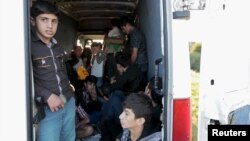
[
  {"x1": 31, "y1": 31, "x2": 74, "y2": 103},
  {"x1": 110, "y1": 65, "x2": 144, "y2": 93}
]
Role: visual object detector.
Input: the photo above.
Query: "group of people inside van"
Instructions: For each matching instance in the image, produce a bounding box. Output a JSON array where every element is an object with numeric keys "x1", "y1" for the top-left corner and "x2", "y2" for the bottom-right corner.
[{"x1": 31, "y1": 1, "x2": 163, "y2": 141}]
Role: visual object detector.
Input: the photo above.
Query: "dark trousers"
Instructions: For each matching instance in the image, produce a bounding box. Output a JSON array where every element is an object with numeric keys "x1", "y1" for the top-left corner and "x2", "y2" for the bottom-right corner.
[
  {"x1": 100, "y1": 90, "x2": 125, "y2": 141},
  {"x1": 104, "y1": 53, "x2": 117, "y2": 80}
]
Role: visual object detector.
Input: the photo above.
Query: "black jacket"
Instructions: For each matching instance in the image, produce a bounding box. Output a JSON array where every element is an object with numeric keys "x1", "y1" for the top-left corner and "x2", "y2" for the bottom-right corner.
[
  {"x1": 31, "y1": 32, "x2": 73, "y2": 103},
  {"x1": 110, "y1": 65, "x2": 144, "y2": 93}
]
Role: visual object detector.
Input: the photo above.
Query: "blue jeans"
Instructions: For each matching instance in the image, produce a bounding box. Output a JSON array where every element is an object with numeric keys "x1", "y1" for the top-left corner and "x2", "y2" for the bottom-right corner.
[
  {"x1": 37, "y1": 97, "x2": 76, "y2": 141},
  {"x1": 102, "y1": 90, "x2": 125, "y2": 124},
  {"x1": 100, "y1": 90, "x2": 125, "y2": 141},
  {"x1": 89, "y1": 111, "x2": 102, "y2": 124}
]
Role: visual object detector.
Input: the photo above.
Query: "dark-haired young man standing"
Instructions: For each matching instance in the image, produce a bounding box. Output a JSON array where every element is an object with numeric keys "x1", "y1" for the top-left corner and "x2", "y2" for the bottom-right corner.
[
  {"x1": 120, "y1": 17, "x2": 148, "y2": 81},
  {"x1": 30, "y1": 1, "x2": 75, "y2": 141}
]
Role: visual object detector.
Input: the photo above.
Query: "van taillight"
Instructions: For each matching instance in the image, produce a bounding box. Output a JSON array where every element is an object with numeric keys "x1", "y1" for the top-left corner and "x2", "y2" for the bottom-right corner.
[{"x1": 173, "y1": 98, "x2": 192, "y2": 141}]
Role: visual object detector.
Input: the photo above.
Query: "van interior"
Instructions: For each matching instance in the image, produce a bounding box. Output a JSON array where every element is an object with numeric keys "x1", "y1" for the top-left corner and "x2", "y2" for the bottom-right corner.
[
  {"x1": 31, "y1": 0, "x2": 166, "y2": 140},
  {"x1": 39, "y1": 0, "x2": 163, "y2": 78}
]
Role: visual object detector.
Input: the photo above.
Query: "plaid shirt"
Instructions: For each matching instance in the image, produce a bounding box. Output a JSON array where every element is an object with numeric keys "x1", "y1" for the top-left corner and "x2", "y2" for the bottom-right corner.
[{"x1": 76, "y1": 105, "x2": 88, "y2": 119}]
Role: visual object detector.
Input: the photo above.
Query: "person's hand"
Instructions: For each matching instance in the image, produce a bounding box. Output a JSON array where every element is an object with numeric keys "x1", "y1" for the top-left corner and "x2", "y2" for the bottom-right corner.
[
  {"x1": 111, "y1": 79, "x2": 116, "y2": 84},
  {"x1": 47, "y1": 93, "x2": 64, "y2": 112},
  {"x1": 103, "y1": 96, "x2": 109, "y2": 101},
  {"x1": 70, "y1": 83, "x2": 75, "y2": 92},
  {"x1": 110, "y1": 76, "x2": 116, "y2": 84}
]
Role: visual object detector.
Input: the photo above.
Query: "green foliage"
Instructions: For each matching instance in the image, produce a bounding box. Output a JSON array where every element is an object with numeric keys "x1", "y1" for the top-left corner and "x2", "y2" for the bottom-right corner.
[
  {"x1": 191, "y1": 71, "x2": 199, "y2": 141},
  {"x1": 190, "y1": 42, "x2": 201, "y2": 140},
  {"x1": 190, "y1": 42, "x2": 201, "y2": 72},
  {"x1": 190, "y1": 52, "x2": 201, "y2": 72},
  {"x1": 190, "y1": 42, "x2": 201, "y2": 53},
  {"x1": 192, "y1": 124, "x2": 198, "y2": 141}
]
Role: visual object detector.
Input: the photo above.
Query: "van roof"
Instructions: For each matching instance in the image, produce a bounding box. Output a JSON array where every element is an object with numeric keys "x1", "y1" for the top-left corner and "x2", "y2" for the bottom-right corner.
[{"x1": 56, "y1": 0, "x2": 139, "y2": 34}]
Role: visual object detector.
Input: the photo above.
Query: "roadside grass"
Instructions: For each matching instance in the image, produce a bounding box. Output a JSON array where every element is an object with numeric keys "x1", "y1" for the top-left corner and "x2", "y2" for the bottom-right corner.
[{"x1": 191, "y1": 71, "x2": 199, "y2": 141}]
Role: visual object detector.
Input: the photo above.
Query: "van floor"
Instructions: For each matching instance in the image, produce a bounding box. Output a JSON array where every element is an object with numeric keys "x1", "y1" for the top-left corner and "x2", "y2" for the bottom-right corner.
[{"x1": 77, "y1": 134, "x2": 100, "y2": 141}]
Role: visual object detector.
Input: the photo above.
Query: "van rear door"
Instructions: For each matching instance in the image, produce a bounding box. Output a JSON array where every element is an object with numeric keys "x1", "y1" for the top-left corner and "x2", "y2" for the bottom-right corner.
[
  {"x1": 198, "y1": 0, "x2": 250, "y2": 141},
  {"x1": 0, "y1": 0, "x2": 32, "y2": 141}
]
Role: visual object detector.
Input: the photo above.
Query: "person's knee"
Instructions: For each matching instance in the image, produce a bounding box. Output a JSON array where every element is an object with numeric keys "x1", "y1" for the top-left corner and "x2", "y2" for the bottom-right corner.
[{"x1": 76, "y1": 125, "x2": 94, "y2": 138}]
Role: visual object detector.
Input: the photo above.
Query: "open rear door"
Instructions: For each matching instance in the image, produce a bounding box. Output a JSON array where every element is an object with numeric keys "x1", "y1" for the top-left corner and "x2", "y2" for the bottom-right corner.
[
  {"x1": 198, "y1": 0, "x2": 250, "y2": 141},
  {"x1": 0, "y1": 0, "x2": 32, "y2": 141}
]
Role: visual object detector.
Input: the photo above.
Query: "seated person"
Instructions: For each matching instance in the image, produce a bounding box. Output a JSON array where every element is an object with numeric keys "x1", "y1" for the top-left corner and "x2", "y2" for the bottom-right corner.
[
  {"x1": 66, "y1": 45, "x2": 88, "y2": 90},
  {"x1": 99, "y1": 89, "x2": 125, "y2": 141},
  {"x1": 99, "y1": 53, "x2": 145, "y2": 140},
  {"x1": 81, "y1": 47, "x2": 92, "y2": 72},
  {"x1": 90, "y1": 42, "x2": 106, "y2": 88},
  {"x1": 110, "y1": 53, "x2": 144, "y2": 94},
  {"x1": 119, "y1": 92, "x2": 162, "y2": 141},
  {"x1": 75, "y1": 75, "x2": 103, "y2": 125},
  {"x1": 75, "y1": 105, "x2": 94, "y2": 139},
  {"x1": 97, "y1": 82, "x2": 112, "y2": 104},
  {"x1": 75, "y1": 75, "x2": 102, "y2": 137},
  {"x1": 145, "y1": 77, "x2": 163, "y2": 132}
]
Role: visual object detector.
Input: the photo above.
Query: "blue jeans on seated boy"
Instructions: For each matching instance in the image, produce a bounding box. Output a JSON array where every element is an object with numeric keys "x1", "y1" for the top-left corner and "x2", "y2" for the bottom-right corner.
[
  {"x1": 100, "y1": 90, "x2": 125, "y2": 141},
  {"x1": 37, "y1": 97, "x2": 76, "y2": 141},
  {"x1": 89, "y1": 111, "x2": 102, "y2": 124},
  {"x1": 101, "y1": 90, "x2": 124, "y2": 122}
]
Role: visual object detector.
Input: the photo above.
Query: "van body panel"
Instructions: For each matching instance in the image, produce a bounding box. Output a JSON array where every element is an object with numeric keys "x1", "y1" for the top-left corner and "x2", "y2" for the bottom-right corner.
[
  {"x1": 137, "y1": 0, "x2": 163, "y2": 78},
  {"x1": 172, "y1": 19, "x2": 191, "y2": 99},
  {"x1": 198, "y1": 0, "x2": 250, "y2": 141},
  {"x1": 170, "y1": 15, "x2": 192, "y2": 141},
  {"x1": 169, "y1": 0, "x2": 192, "y2": 141},
  {"x1": 0, "y1": 0, "x2": 29, "y2": 141}
]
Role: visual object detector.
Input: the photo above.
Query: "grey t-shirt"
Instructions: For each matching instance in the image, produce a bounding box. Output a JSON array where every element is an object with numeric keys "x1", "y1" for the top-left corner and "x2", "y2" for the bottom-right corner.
[{"x1": 129, "y1": 28, "x2": 148, "y2": 65}]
